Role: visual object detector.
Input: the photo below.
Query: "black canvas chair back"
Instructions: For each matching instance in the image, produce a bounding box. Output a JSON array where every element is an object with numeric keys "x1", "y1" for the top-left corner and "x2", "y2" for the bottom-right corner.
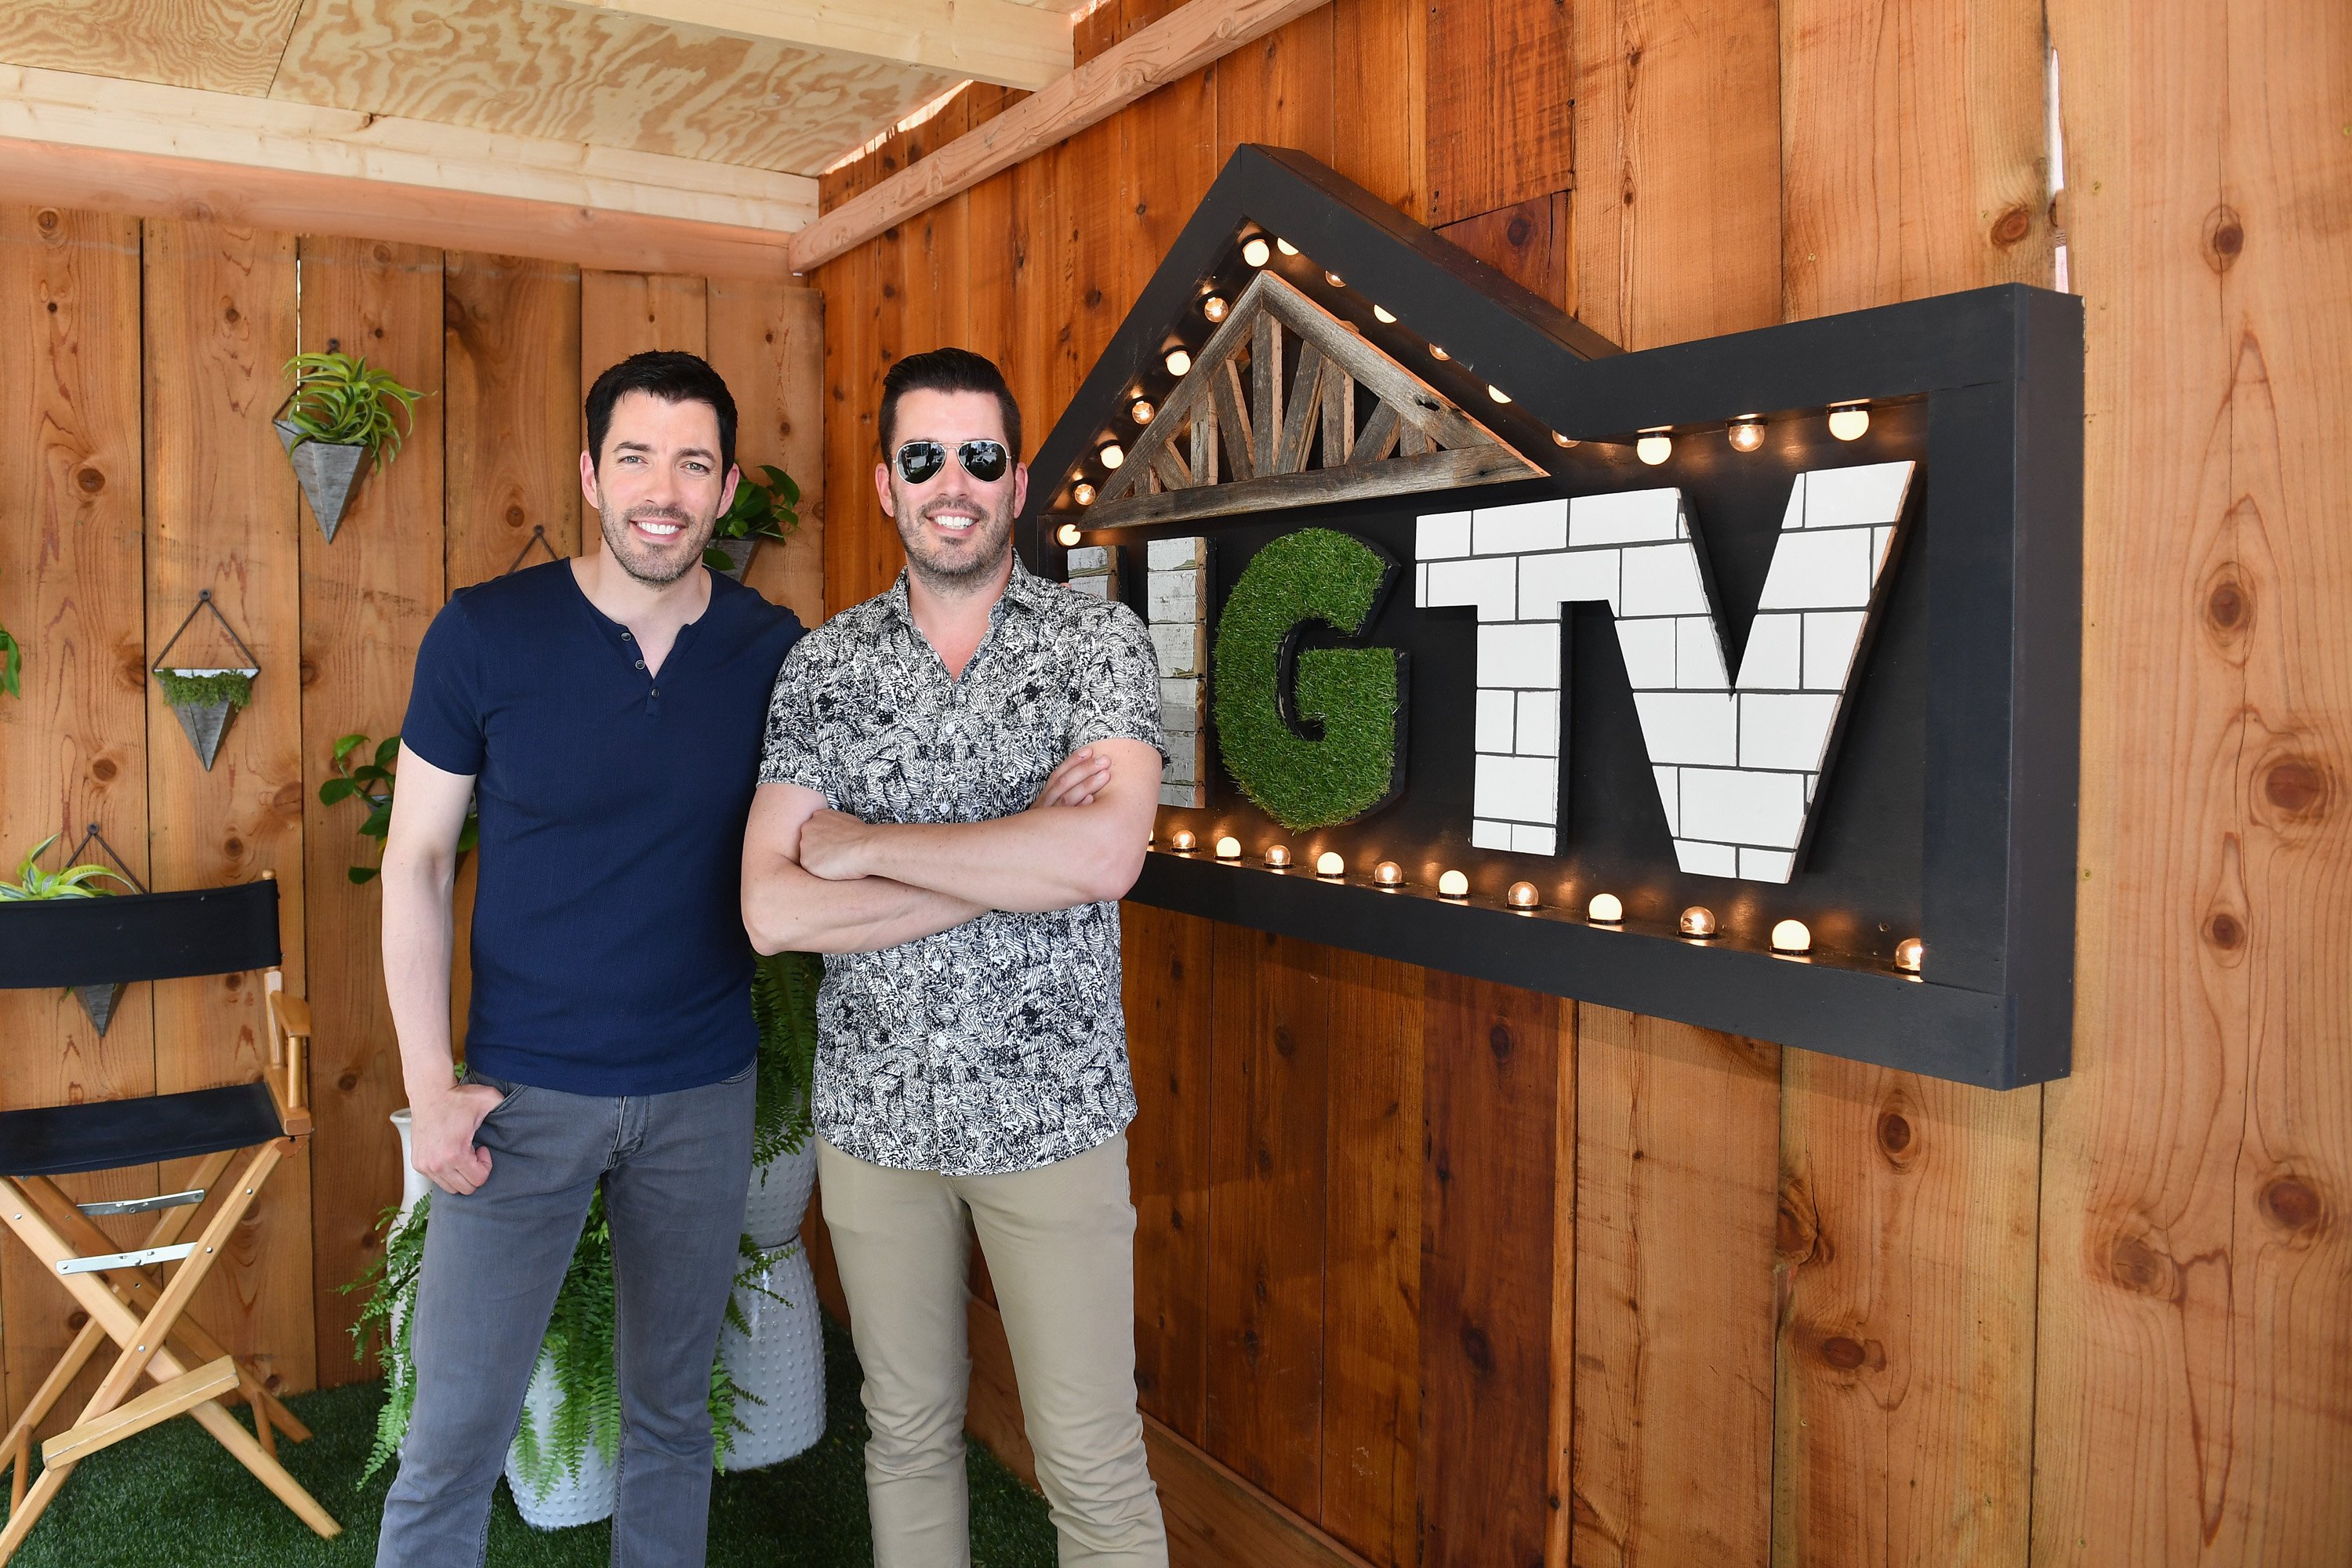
[{"x1": 0, "y1": 873, "x2": 340, "y2": 1557}]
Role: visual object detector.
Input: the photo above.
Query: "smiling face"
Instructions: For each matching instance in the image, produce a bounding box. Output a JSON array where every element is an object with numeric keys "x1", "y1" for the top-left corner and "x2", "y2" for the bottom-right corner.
[
  {"x1": 874, "y1": 387, "x2": 1029, "y2": 593},
  {"x1": 581, "y1": 390, "x2": 739, "y2": 586}
]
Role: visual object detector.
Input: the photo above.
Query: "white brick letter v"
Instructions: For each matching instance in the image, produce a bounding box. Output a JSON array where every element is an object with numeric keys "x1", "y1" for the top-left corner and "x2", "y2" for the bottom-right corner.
[{"x1": 1413, "y1": 461, "x2": 1915, "y2": 883}]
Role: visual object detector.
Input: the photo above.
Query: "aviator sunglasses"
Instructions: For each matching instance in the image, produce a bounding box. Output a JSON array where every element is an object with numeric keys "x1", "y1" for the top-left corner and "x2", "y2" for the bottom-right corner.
[{"x1": 892, "y1": 438, "x2": 1011, "y2": 485}]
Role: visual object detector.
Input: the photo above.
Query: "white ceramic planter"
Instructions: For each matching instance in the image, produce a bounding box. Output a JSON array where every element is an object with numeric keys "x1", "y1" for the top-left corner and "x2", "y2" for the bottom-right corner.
[
  {"x1": 506, "y1": 1350, "x2": 619, "y2": 1530},
  {"x1": 718, "y1": 1242, "x2": 826, "y2": 1472},
  {"x1": 387, "y1": 1108, "x2": 434, "y2": 1229},
  {"x1": 741, "y1": 1138, "x2": 818, "y2": 1251}
]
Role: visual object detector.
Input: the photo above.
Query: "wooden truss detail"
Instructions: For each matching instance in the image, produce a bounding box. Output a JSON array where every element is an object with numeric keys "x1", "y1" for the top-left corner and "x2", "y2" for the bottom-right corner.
[{"x1": 1079, "y1": 271, "x2": 1543, "y2": 529}]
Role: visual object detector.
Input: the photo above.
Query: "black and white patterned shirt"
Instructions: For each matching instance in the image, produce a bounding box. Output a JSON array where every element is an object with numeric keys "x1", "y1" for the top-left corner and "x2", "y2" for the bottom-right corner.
[{"x1": 758, "y1": 557, "x2": 1167, "y2": 1175}]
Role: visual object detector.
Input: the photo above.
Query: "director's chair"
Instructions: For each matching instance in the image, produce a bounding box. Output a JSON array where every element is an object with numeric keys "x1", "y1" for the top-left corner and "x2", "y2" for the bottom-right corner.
[{"x1": 0, "y1": 872, "x2": 339, "y2": 1559}]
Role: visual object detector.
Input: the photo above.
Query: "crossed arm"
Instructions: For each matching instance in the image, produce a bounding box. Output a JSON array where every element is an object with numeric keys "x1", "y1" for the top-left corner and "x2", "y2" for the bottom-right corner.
[{"x1": 740, "y1": 736, "x2": 1163, "y2": 955}]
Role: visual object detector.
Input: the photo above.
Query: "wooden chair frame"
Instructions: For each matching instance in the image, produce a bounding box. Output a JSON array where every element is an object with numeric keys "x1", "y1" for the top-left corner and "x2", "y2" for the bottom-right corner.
[{"x1": 0, "y1": 966, "x2": 339, "y2": 1559}]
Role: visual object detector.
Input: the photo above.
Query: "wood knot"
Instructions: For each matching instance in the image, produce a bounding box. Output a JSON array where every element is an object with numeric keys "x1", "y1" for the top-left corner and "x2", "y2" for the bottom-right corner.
[
  {"x1": 372, "y1": 244, "x2": 393, "y2": 263},
  {"x1": 35, "y1": 209, "x2": 60, "y2": 232},
  {"x1": 224, "y1": 306, "x2": 241, "y2": 325},
  {"x1": 1168, "y1": 958, "x2": 1185, "y2": 982},
  {"x1": 1084, "y1": 287, "x2": 1104, "y2": 309},
  {"x1": 1820, "y1": 1335, "x2": 1867, "y2": 1370},
  {"x1": 1272, "y1": 1024, "x2": 1295, "y2": 1058},
  {"x1": 2203, "y1": 205, "x2": 2245, "y2": 272},
  {"x1": 1487, "y1": 1022, "x2": 1514, "y2": 1061},
  {"x1": 221, "y1": 971, "x2": 244, "y2": 991},
  {"x1": 92, "y1": 758, "x2": 118, "y2": 782},
  {"x1": 2262, "y1": 1176, "x2": 2322, "y2": 1232},
  {"x1": 2263, "y1": 757, "x2": 2328, "y2": 818},
  {"x1": 880, "y1": 281, "x2": 898, "y2": 299},
  {"x1": 1505, "y1": 214, "x2": 1534, "y2": 247},
  {"x1": 1459, "y1": 1323, "x2": 1494, "y2": 1374},
  {"x1": 336, "y1": 1071, "x2": 361, "y2": 1091},
  {"x1": 2205, "y1": 910, "x2": 2244, "y2": 950},
  {"x1": 299, "y1": 659, "x2": 321, "y2": 687},
  {"x1": 65, "y1": 1310, "x2": 89, "y2": 1330},
  {"x1": 1240, "y1": 1327, "x2": 1261, "y2": 1363},
  {"x1": 1990, "y1": 205, "x2": 2033, "y2": 247},
  {"x1": 2204, "y1": 571, "x2": 2252, "y2": 644},
  {"x1": 223, "y1": 837, "x2": 245, "y2": 859},
  {"x1": 506, "y1": 504, "x2": 527, "y2": 526},
  {"x1": 2106, "y1": 1232, "x2": 2179, "y2": 1299},
  {"x1": 76, "y1": 466, "x2": 104, "y2": 493},
  {"x1": 1878, "y1": 1110, "x2": 1912, "y2": 1156}
]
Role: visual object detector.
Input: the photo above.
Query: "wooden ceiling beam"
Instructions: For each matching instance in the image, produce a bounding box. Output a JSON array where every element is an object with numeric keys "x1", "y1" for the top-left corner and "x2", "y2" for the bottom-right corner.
[
  {"x1": 786, "y1": 0, "x2": 1327, "y2": 272},
  {"x1": 0, "y1": 64, "x2": 816, "y2": 234},
  {"x1": 585, "y1": 0, "x2": 1073, "y2": 92}
]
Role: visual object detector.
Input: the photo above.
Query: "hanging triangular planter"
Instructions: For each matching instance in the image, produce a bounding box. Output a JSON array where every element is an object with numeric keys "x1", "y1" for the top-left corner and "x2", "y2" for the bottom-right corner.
[
  {"x1": 706, "y1": 537, "x2": 758, "y2": 581},
  {"x1": 162, "y1": 683, "x2": 245, "y2": 769},
  {"x1": 72, "y1": 980, "x2": 129, "y2": 1036},
  {"x1": 275, "y1": 419, "x2": 368, "y2": 543},
  {"x1": 151, "y1": 593, "x2": 263, "y2": 771}
]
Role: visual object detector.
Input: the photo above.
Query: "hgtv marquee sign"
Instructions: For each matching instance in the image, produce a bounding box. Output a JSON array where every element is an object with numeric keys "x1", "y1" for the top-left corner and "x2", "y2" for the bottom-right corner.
[{"x1": 1021, "y1": 148, "x2": 2083, "y2": 1089}]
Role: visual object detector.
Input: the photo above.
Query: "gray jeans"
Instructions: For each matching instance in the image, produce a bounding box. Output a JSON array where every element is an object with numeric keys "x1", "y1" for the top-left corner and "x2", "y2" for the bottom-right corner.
[{"x1": 375, "y1": 1063, "x2": 756, "y2": 1568}]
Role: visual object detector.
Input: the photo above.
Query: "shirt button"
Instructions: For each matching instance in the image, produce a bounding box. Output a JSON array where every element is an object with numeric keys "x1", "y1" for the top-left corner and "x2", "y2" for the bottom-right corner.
[
  {"x1": 621, "y1": 631, "x2": 633, "y2": 641},
  {"x1": 649, "y1": 688, "x2": 660, "y2": 698},
  {"x1": 634, "y1": 659, "x2": 646, "y2": 670}
]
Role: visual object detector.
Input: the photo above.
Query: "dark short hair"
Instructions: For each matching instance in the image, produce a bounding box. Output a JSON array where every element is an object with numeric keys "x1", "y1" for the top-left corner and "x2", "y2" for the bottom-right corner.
[
  {"x1": 879, "y1": 348, "x2": 1022, "y2": 461},
  {"x1": 584, "y1": 350, "x2": 738, "y2": 475}
]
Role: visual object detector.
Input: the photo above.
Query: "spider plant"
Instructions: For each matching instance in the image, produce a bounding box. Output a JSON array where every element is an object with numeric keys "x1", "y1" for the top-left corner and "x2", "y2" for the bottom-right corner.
[
  {"x1": 319, "y1": 731, "x2": 477, "y2": 884},
  {"x1": 0, "y1": 835, "x2": 137, "y2": 900},
  {"x1": 281, "y1": 351, "x2": 429, "y2": 471}
]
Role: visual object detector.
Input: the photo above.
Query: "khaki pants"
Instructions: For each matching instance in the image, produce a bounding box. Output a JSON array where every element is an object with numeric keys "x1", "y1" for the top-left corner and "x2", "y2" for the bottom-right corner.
[{"x1": 818, "y1": 1133, "x2": 1169, "y2": 1568}]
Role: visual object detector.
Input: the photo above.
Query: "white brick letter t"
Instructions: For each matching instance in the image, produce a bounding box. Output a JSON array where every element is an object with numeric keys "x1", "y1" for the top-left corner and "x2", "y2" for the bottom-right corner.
[{"x1": 1414, "y1": 462, "x2": 1915, "y2": 883}]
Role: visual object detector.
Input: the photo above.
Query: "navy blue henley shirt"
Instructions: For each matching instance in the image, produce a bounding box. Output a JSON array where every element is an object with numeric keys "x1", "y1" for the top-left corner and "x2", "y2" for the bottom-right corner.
[{"x1": 401, "y1": 559, "x2": 804, "y2": 1096}]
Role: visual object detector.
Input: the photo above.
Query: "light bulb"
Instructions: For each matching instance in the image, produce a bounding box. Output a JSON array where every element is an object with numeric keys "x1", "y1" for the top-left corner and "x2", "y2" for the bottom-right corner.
[
  {"x1": 1276, "y1": 238, "x2": 1300, "y2": 256},
  {"x1": 1429, "y1": 345, "x2": 1450, "y2": 361},
  {"x1": 1055, "y1": 523, "x2": 1082, "y2": 546},
  {"x1": 1164, "y1": 347, "x2": 1192, "y2": 376},
  {"x1": 1637, "y1": 430, "x2": 1672, "y2": 466},
  {"x1": 1073, "y1": 482, "x2": 1096, "y2": 506},
  {"x1": 1770, "y1": 919, "x2": 1812, "y2": 954},
  {"x1": 1894, "y1": 937, "x2": 1924, "y2": 974},
  {"x1": 1679, "y1": 906, "x2": 1718, "y2": 938},
  {"x1": 1487, "y1": 386, "x2": 1512, "y2": 405},
  {"x1": 1324, "y1": 270, "x2": 1345, "y2": 288},
  {"x1": 1587, "y1": 891, "x2": 1624, "y2": 924},
  {"x1": 1728, "y1": 417, "x2": 1766, "y2": 452},
  {"x1": 1243, "y1": 237, "x2": 1272, "y2": 267},
  {"x1": 1202, "y1": 296, "x2": 1229, "y2": 323},
  {"x1": 1373, "y1": 306, "x2": 1397, "y2": 324},
  {"x1": 1098, "y1": 442, "x2": 1124, "y2": 469},
  {"x1": 1214, "y1": 836, "x2": 1242, "y2": 860},
  {"x1": 1169, "y1": 829, "x2": 1197, "y2": 852},
  {"x1": 1373, "y1": 861, "x2": 1403, "y2": 887},
  {"x1": 1265, "y1": 844, "x2": 1291, "y2": 868},
  {"x1": 1828, "y1": 402, "x2": 1870, "y2": 441},
  {"x1": 1507, "y1": 881, "x2": 1540, "y2": 909},
  {"x1": 1437, "y1": 869, "x2": 1470, "y2": 898},
  {"x1": 1131, "y1": 399, "x2": 1156, "y2": 425},
  {"x1": 1551, "y1": 430, "x2": 1578, "y2": 448},
  {"x1": 1315, "y1": 851, "x2": 1345, "y2": 879}
]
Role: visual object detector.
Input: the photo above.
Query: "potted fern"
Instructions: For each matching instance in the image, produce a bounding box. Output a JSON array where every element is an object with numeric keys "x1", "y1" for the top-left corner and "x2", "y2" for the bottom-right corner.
[
  {"x1": 350, "y1": 949, "x2": 826, "y2": 1524},
  {"x1": 703, "y1": 463, "x2": 801, "y2": 583},
  {"x1": 276, "y1": 349, "x2": 430, "y2": 542}
]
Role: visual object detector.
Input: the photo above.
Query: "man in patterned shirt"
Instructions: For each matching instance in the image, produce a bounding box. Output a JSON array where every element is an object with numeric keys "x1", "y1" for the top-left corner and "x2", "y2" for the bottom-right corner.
[{"x1": 742, "y1": 348, "x2": 1169, "y2": 1566}]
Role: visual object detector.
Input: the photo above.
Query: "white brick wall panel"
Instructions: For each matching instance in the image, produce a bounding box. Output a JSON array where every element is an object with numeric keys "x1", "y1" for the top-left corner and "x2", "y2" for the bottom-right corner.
[
  {"x1": 1515, "y1": 691, "x2": 1559, "y2": 757},
  {"x1": 1470, "y1": 818, "x2": 1514, "y2": 851},
  {"x1": 1630, "y1": 691, "x2": 1738, "y2": 766},
  {"x1": 1476, "y1": 622, "x2": 1563, "y2": 689},
  {"x1": 1160, "y1": 677, "x2": 1204, "y2": 725},
  {"x1": 1735, "y1": 611, "x2": 1804, "y2": 689},
  {"x1": 1755, "y1": 527, "x2": 1871, "y2": 611},
  {"x1": 1613, "y1": 616, "x2": 1680, "y2": 689},
  {"x1": 1800, "y1": 460, "x2": 1913, "y2": 528},
  {"x1": 1149, "y1": 622, "x2": 1201, "y2": 677},
  {"x1": 1146, "y1": 535, "x2": 1207, "y2": 571},
  {"x1": 1679, "y1": 768, "x2": 1807, "y2": 849},
  {"x1": 1740, "y1": 848, "x2": 1796, "y2": 882},
  {"x1": 1675, "y1": 614, "x2": 1732, "y2": 689},
  {"x1": 1619, "y1": 542, "x2": 1711, "y2": 617},
  {"x1": 1416, "y1": 511, "x2": 1472, "y2": 560},
  {"x1": 1801, "y1": 610, "x2": 1869, "y2": 691},
  {"x1": 1472, "y1": 498, "x2": 1569, "y2": 556},
  {"x1": 1673, "y1": 838, "x2": 1740, "y2": 877},
  {"x1": 1424, "y1": 554, "x2": 1520, "y2": 620},
  {"x1": 1568, "y1": 487, "x2": 1683, "y2": 546},
  {"x1": 1517, "y1": 548, "x2": 1621, "y2": 619},
  {"x1": 1162, "y1": 731, "x2": 1204, "y2": 786},
  {"x1": 1067, "y1": 574, "x2": 1110, "y2": 598},
  {"x1": 1065, "y1": 545, "x2": 1112, "y2": 574},
  {"x1": 1475, "y1": 688, "x2": 1518, "y2": 752},
  {"x1": 1159, "y1": 782, "x2": 1203, "y2": 808},
  {"x1": 1653, "y1": 765, "x2": 1680, "y2": 834},
  {"x1": 1474, "y1": 753, "x2": 1557, "y2": 826},
  {"x1": 1737, "y1": 691, "x2": 1842, "y2": 772},
  {"x1": 1149, "y1": 570, "x2": 1206, "y2": 623},
  {"x1": 1510, "y1": 824, "x2": 1557, "y2": 855}
]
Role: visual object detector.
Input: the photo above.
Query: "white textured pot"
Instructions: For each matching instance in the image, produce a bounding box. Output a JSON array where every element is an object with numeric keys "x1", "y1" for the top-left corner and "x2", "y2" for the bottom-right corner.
[
  {"x1": 506, "y1": 1351, "x2": 619, "y2": 1530},
  {"x1": 741, "y1": 1138, "x2": 818, "y2": 1251},
  {"x1": 387, "y1": 1108, "x2": 434, "y2": 1229},
  {"x1": 718, "y1": 1242, "x2": 826, "y2": 1472}
]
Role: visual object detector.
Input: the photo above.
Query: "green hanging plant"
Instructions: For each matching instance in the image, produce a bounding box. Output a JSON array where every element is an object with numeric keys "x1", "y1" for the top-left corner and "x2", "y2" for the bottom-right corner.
[
  {"x1": 151, "y1": 669, "x2": 254, "y2": 710},
  {"x1": 319, "y1": 731, "x2": 478, "y2": 884},
  {"x1": 702, "y1": 464, "x2": 802, "y2": 572},
  {"x1": 0, "y1": 834, "x2": 136, "y2": 901},
  {"x1": 0, "y1": 617, "x2": 20, "y2": 699},
  {"x1": 281, "y1": 351, "x2": 429, "y2": 471}
]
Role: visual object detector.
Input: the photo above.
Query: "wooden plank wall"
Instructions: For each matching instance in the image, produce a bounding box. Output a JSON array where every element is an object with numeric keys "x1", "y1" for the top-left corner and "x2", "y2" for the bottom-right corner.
[
  {"x1": 0, "y1": 215, "x2": 824, "y2": 1432},
  {"x1": 808, "y1": 0, "x2": 2352, "y2": 1563}
]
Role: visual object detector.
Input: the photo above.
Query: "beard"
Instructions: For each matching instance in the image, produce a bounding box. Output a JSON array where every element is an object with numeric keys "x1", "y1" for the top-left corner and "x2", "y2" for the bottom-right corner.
[
  {"x1": 597, "y1": 501, "x2": 716, "y2": 586},
  {"x1": 894, "y1": 486, "x2": 1016, "y2": 590}
]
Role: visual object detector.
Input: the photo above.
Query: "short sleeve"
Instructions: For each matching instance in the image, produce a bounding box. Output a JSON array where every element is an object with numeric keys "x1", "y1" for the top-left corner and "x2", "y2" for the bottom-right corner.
[
  {"x1": 758, "y1": 640, "x2": 832, "y2": 798},
  {"x1": 1067, "y1": 601, "x2": 1168, "y2": 762},
  {"x1": 401, "y1": 594, "x2": 487, "y2": 776}
]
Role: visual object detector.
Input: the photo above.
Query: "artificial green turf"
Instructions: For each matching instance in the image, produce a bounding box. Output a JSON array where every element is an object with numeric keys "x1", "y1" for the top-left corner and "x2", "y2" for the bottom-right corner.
[{"x1": 2, "y1": 1317, "x2": 1054, "y2": 1566}]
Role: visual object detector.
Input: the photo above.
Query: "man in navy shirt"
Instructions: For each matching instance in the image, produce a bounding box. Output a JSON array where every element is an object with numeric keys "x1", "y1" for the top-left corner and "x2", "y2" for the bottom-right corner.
[{"x1": 372, "y1": 353, "x2": 803, "y2": 1567}]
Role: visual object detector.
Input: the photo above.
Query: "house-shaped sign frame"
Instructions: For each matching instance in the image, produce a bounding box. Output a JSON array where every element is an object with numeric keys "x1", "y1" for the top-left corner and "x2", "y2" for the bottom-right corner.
[{"x1": 1020, "y1": 146, "x2": 2082, "y2": 1090}]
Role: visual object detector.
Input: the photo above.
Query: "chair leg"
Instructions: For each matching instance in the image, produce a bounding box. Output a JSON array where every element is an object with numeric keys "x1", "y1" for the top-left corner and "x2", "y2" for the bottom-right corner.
[
  {"x1": 0, "y1": 1461, "x2": 74, "y2": 1567},
  {"x1": 8, "y1": 1428, "x2": 24, "y2": 1515},
  {"x1": 0, "y1": 1317, "x2": 107, "y2": 1473}
]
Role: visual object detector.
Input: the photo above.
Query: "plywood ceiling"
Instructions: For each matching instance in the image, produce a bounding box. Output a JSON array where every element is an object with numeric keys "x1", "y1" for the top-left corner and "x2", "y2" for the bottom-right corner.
[{"x1": 0, "y1": 0, "x2": 1012, "y2": 178}]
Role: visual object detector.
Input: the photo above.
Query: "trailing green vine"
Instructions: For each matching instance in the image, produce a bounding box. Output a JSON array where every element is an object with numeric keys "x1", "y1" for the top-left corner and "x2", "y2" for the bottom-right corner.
[
  {"x1": 319, "y1": 731, "x2": 478, "y2": 884},
  {"x1": 0, "y1": 616, "x2": 19, "y2": 699}
]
